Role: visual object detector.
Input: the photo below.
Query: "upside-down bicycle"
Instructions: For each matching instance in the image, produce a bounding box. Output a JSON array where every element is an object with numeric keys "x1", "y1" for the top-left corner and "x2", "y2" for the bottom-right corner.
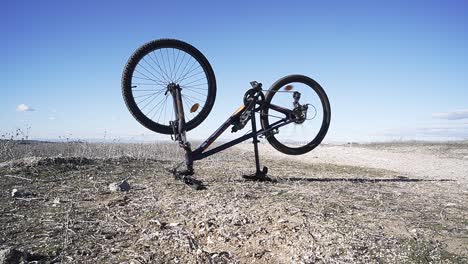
[{"x1": 122, "y1": 39, "x2": 331, "y2": 189}]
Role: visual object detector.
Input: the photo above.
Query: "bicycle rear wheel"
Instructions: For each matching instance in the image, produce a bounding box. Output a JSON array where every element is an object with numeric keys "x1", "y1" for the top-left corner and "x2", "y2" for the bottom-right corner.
[
  {"x1": 260, "y1": 75, "x2": 331, "y2": 155},
  {"x1": 122, "y1": 39, "x2": 216, "y2": 134}
]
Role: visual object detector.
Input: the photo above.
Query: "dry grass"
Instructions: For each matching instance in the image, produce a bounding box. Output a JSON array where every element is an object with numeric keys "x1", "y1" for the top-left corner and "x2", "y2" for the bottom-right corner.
[{"x1": 0, "y1": 140, "x2": 467, "y2": 263}]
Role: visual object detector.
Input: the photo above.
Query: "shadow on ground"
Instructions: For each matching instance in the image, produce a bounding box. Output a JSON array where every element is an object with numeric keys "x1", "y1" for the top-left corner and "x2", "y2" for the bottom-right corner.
[{"x1": 276, "y1": 176, "x2": 455, "y2": 183}]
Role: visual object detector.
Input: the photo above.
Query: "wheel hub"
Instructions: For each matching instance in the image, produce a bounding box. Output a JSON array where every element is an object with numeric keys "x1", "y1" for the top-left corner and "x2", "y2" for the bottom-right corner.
[
  {"x1": 165, "y1": 83, "x2": 180, "y2": 95},
  {"x1": 293, "y1": 105, "x2": 308, "y2": 124},
  {"x1": 291, "y1": 91, "x2": 308, "y2": 124}
]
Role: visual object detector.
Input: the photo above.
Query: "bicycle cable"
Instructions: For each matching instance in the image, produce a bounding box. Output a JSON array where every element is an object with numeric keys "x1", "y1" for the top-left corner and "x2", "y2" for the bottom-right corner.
[
  {"x1": 261, "y1": 89, "x2": 295, "y2": 93},
  {"x1": 262, "y1": 113, "x2": 285, "y2": 120}
]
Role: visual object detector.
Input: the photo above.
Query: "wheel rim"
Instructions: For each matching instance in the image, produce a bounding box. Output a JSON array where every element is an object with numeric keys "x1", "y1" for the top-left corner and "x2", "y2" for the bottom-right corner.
[
  {"x1": 264, "y1": 78, "x2": 330, "y2": 152},
  {"x1": 129, "y1": 46, "x2": 211, "y2": 128}
]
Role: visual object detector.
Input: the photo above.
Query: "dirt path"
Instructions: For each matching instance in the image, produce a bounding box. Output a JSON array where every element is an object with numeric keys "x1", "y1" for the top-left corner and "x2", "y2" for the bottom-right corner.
[{"x1": 236, "y1": 143, "x2": 468, "y2": 184}]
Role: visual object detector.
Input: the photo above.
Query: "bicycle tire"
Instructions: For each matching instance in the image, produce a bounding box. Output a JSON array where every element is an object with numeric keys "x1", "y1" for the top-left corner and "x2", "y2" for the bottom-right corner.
[
  {"x1": 260, "y1": 74, "x2": 331, "y2": 155},
  {"x1": 122, "y1": 39, "x2": 216, "y2": 134}
]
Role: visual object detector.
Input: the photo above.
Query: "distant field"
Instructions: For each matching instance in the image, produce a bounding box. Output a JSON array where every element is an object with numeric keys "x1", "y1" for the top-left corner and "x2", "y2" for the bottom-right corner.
[{"x1": 1, "y1": 140, "x2": 467, "y2": 263}]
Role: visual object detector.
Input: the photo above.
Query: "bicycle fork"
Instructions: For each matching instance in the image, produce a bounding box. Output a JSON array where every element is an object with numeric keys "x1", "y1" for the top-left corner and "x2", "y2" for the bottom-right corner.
[{"x1": 167, "y1": 84, "x2": 201, "y2": 189}]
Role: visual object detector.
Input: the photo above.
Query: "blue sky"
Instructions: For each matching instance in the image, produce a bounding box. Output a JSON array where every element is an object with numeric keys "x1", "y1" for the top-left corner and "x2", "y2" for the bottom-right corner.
[{"x1": 2, "y1": 0, "x2": 468, "y2": 142}]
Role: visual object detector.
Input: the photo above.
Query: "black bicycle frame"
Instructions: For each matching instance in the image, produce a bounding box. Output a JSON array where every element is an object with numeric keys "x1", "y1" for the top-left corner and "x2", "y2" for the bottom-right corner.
[
  {"x1": 169, "y1": 82, "x2": 295, "y2": 183},
  {"x1": 192, "y1": 110, "x2": 292, "y2": 160}
]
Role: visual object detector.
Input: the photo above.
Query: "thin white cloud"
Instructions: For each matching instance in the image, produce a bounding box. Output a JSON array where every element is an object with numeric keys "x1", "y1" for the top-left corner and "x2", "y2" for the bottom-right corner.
[
  {"x1": 376, "y1": 122, "x2": 468, "y2": 140},
  {"x1": 432, "y1": 109, "x2": 468, "y2": 120},
  {"x1": 49, "y1": 116, "x2": 56, "y2": 121},
  {"x1": 16, "y1": 104, "x2": 34, "y2": 112}
]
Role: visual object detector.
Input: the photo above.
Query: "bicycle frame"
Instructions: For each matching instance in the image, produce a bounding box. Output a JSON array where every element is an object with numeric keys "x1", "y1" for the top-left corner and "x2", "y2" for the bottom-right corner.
[
  {"x1": 168, "y1": 81, "x2": 296, "y2": 188},
  {"x1": 192, "y1": 104, "x2": 293, "y2": 161}
]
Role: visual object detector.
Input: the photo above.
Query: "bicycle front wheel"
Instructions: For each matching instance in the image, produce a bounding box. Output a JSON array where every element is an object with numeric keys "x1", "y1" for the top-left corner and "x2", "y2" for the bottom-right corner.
[
  {"x1": 260, "y1": 75, "x2": 331, "y2": 155},
  {"x1": 122, "y1": 39, "x2": 217, "y2": 134}
]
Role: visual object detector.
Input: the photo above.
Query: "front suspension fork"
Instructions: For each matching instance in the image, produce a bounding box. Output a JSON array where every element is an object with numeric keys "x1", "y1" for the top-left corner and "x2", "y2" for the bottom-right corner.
[{"x1": 169, "y1": 84, "x2": 194, "y2": 175}]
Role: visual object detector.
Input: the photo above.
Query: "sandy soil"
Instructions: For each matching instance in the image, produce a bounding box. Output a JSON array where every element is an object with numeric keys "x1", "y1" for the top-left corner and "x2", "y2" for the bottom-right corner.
[{"x1": 236, "y1": 142, "x2": 468, "y2": 184}]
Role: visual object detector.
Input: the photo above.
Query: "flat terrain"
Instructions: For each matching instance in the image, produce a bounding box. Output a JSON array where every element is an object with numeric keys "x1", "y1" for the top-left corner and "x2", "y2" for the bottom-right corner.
[{"x1": 1, "y1": 141, "x2": 467, "y2": 263}]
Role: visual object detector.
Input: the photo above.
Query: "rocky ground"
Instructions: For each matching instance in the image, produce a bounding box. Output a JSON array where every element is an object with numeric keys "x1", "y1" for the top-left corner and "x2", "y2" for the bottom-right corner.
[{"x1": 0, "y1": 141, "x2": 467, "y2": 263}]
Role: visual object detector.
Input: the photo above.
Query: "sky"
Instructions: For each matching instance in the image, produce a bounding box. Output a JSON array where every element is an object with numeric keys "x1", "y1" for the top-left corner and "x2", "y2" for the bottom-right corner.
[{"x1": 2, "y1": 0, "x2": 468, "y2": 142}]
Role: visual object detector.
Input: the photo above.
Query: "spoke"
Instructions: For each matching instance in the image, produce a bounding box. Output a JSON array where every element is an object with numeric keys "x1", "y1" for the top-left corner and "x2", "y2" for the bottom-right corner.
[
  {"x1": 145, "y1": 52, "x2": 171, "y2": 84},
  {"x1": 154, "y1": 95, "x2": 168, "y2": 121},
  {"x1": 157, "y1": 49, "x2": 169, "y2": 80},
  {"x1": 177, "y1": 69, "x2": 204, "y2": 84},
  {"x1": 152, "y1": 51, "x2": 172, "y2": 82},
  {"x1": 132, "y1": 76, "x2": 166, "y2": 86},
  {"x1": 177, "y1": 64, "x2": 204, "y2": 82},
  {"x1": 172, "y1": 48, "x2": 179, "y2": 80},
  {"x1": 136, "y1": 93, "x2": 159, "y2": 105},
  {"x1": 183, "y1": 93, "x2": 206, "y2": 102},
  {"x1": 177, "y1": 62, "x2": 200, "y2": 83},
  {"x1": 182, "y1": 96, "x2": 196, "y2": 119},
  {"x1": 134, "y1": 92, "x2": 159, "y2": 99},
  {"x1": 133, "y1": 82, "x2": 164, "y2": 86},
  {"x1": 165, "y1": 48, "x2": 173, "y2": 81},
  {"x1": 173, "y1": 51, "x2": 186, "y2": 80},
  {"x1": 140, "y1": 90, "x2": 163, "y2": 110},
  {"x1": 182, "y1": 84, "x2": 208, "y2": 90},
  {"x1": 132, "y1": 88, "x2": 165, "y2": 91},
  {"x1": 148, "y1": 51, "x2": 172, "y2": 83},
  {"x1": 182, "y1": 94, "x2": 197, "y2": 106},
  {"x1": 160, "y1": 96, "x2": 169, "y2": 122},
  {"x1": 146, "y1": 95, "x2": 167, "y2": 117},
  {"x1": 181, "y1": 76, "x2": 207, "y2": 87},
  {"x1": 133, "y1": 69, "x2": 167, "y2": 87},
  {"x1": 169, "y1": 48, "x2": 176, "y2": 81},
  {"x1": 176, "y1": 57, "x2": 196, "y2": 83},
  {"x1": 158, "y1": 49, "x2": 171, "y2": 82},
  {"x1": 139, "y1": 58, "x2": 168, "y2": 85},
  {"x1": 130, "y1": 46, "x2": 217, "y2": 127},
  {"x1": 163, "y1": 96, "x2": 169, "y2": 125},
  {"x1": 182, "y1": 96, "x2": 198, "y2": 119},
  {"x1": 183, "y1": 87, "x2": 207, "y2": 97}
]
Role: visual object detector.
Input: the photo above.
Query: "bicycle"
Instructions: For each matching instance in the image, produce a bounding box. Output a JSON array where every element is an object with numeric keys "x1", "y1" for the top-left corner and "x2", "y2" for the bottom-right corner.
[{"x1": 122, "y1": 39, "x2": 331, "y2": 189}]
